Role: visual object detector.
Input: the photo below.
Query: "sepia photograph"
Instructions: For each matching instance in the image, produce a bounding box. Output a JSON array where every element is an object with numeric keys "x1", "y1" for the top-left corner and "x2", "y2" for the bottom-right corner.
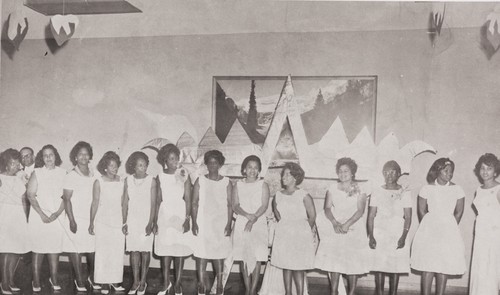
[{"x1": 0, "y1": 1, "x2": 499, "y2": 295}]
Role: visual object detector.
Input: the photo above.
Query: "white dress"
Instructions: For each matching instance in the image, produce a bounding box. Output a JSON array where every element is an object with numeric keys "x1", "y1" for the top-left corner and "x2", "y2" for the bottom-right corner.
[
  {"x1": 62, "y1": 167, "x2": 96, "y2": 253},
  {"x1": 315, "y1": 183, "x2": 370, "y2": 274},
  {"x1": 410, "y1": 183, "x2": 466, "y2": 275},
  {"x1": 0, "y1": 174, "x2": 29, "y2": 253},
  {"x1": 232, "y1": 180, "x2": 269, "y2": 271},
  {"x1": 271, "y1": 189, "x2": 315, "y2": 270},
  {"x1": 94, "y1": 177, "x2": 125, "y2": 284},
  {"x1": 155, "y1": 171, "x2": 193, "y2": 257},
  {"x1": 369, "y1": 186, "x2": 412, "y2": 273},
  {"x1": 126, "y1": 175, "x2": 154, "y2": 252},
  {"x1": 193, "y1": 176, "x2": 231, "y2": 260},
  {"x1": 470, "y1": 185, "x2": 500, "y2": 295},
  {"x1": 28, "y1": 166, "x2": 66, "y2": 253}
]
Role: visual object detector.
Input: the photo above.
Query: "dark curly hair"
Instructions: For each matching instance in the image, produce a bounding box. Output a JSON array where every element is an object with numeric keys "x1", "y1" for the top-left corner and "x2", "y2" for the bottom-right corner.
[
  {"x1": 0, "y1": 148, "x2": 21, "y2": 173},
  {"x1": 281, "y1": 162, "x2": 305, "y2": 187},
  {"x1": 34, "y1": 144, "x2": 62, "y2": 168},
  {"x1": 241, "y1": 155, "x2": 262, "y2": 176},
  {"x1": 125, "y1": 151, "x2": 149, "y2": 175},
  {"x1": 156, "y1": 144, "x2": 180, "y2": 165},
  {"x1": 426, "y1": 158, "x2": 455, "y2": 184},
  {"x1": 336, "y1": 157, "x2": 358, "y2": 179},
  {"x1": 97, "y1": 151, "x2": 121, "y2": 175},
  {"x1": 383, "y1": 160, "x2": 402, "y2": 176},
  {"x1": 474, "y1": 153, "x2": 500, "y2": 184},
  {"x1": 204, "y1": 150, "x2": 225, "y2": 166},
  {"x1": 69, "y1": 141, "x2": 93, "y2": 166}
]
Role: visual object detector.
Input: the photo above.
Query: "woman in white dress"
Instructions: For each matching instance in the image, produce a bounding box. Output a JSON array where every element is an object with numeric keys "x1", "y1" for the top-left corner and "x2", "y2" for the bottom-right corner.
[
  {"x1": 271, "y1": 162, "x2": 316, "y2": 295},
  {"x1": 27, "y1": 144, "x2": 66, "y2": 292},
  {"x1": 470, "y1": 153, "x2": 500, "y2": 295},
  {"x1": 410, "y1": 158, "x2": 466, "y2": 295},
  {"x1": 89, "y1": 151, "x2": 126, "y2": 294},
  {"x1": 0, "y1": 149, "x2": 29, "y2": 294},
  {"x1": 122, "y1": 151, "x2": 156, "y2": 295},
  {"x1": 63, "y1": 141, "x2": 99, "y2": 292},
  {"x1": 367, "y1": 161, "x2": 412, "y2": 295},
  {"x1": 232, "y1": 155, "x2": 270, "y2": 295},
  {"x1": 192, "y1": 150, "x2": 232, "y2": 295},
  {"x1": 315, "y1": 157, "x2": 370, "y2": 295},
  {"x1": 154, "y1": 144, "x2": 193, "y2": 295}
]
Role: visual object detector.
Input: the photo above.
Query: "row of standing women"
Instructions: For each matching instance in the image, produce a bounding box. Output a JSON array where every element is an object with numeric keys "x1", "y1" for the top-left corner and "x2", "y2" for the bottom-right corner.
[{"x1": 0, "y1": 142, "x2": 498, "y2": 295}]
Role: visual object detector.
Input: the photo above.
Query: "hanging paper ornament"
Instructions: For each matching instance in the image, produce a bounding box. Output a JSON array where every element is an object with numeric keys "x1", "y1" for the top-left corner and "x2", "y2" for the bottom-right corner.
[
  {"x1": 427, "y1": 4, "x2": 446, "y2": 47},
  {"x1": 50, "y1": 14, "x2": 79, "y2": 46},
  {"x1": 6, "y1": 12, "x2": 29, "y2": 51},
  {"x1": 480, "y1": 5, "x2": 500, "y2": 59}
]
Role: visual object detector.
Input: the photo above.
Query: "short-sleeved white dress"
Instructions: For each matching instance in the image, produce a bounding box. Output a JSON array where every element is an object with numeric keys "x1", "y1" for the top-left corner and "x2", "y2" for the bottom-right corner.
[
  {"x1": 410, "y1": 182, "x2": 466, "y2": 275},
  {"x1": 369, "y1": 186, "x2": 412, "y2": 273},
  {"x1": 315, "y1": 182, "x2": 371, "y2": 275},
  {"x1": 470, "y1": 185, "x2": 500, "y2": 295},
  {"x1": 62, "y1": 167, "x2": 96, "y2": 253},
  {"x1": 232, "y1": 180, "x2": 269, "y2": 272},
  {"x1": 193, "y1": 176, "x2": 231, "y2": 260},
  {"x1": 29, "y1": 166, "x2": 66, "y2": 253},
  {"x1": 155, "y1": 171, "x2": 194, "y2": 257},
  {"x1": 94, "y1": 177, "x2": 125, "y2": 284},
  {"x1": 271, "y1": 189, "x2": 315, "y2": 270},
  {"x1": 0, "y1": 174, "x2": 29, "y2": 253},
  {"x1": 125, "y1": 175, "x2": 154, "y2": 252}
]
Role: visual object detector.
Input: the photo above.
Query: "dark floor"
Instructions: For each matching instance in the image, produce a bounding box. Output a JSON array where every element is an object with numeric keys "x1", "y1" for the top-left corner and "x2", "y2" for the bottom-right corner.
[{"x1": 9, "y1": 255, "x2": 466, "y2": 295}]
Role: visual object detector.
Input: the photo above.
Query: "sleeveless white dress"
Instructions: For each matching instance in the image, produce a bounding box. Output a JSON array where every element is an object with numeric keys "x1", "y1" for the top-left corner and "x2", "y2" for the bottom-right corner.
[
  {"x1": 94, "y1": 177, "x2": 125, "y2": 284},
  {"x1": 470, "y1": 185, "x2": 500, "y2": 295},
  {"x1": 193, "y1": 176, "x2": 231, "y2": 260},
  {"x1": 0, "y1": 174, "x2": 29, "y2": 253},
  {"x1": 126, "y1": 175, "x2": 154, "y2": 252},
  {"x1": 29, "y1": 166, "x2": 66, "y2": 253},
  {"x1": 155, "y1": 171, "x2": 194, "y2": 257},
  {"x1": 315, "y1": 182, "x2": 371, "y2": 274},
  {"x1": 369, "y1": 186, "x2": 412, "y2": 273},
  {"x1": 271, "y1": 189, "x2": 315, "y2": 270},
  {"x1": 62, "y1": 167, "x2": 96, "y2": 253},
  {"x1": 232, "y1": 180, "x2": 269, "y2": 271}
]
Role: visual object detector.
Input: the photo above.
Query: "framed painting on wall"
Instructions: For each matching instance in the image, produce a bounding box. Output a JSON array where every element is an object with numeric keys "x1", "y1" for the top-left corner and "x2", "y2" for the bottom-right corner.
[{"x1": 213, "y1": 76, "x2": 378, "y2": 146}]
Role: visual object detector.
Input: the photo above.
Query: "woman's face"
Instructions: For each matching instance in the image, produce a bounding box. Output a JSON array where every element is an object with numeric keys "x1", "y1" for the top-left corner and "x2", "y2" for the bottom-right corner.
[
  {"x1": 206, "y1": 157, "x2": 221, "y2": 174},
  {"x1": 281, "y1": 168, "x2": 296, "y2": 187},
  {"x1": 43, "y1": 148, "x2": 56, "y2": 168},
  {"x1": 165, "y1": 152, "x2": 179, "y2": 170},
  {"x1": 134, "y1": 158, "x2": 148, "y2": 175},
  {"x1": 383, "y1": 168, "x2": 399, "y2": 185},
  {"x1": 244, "y1": 160, "x2": 260, "y2": 179},
  {"x1": 437, "y1": 164, "x2": 454, "y2": 183},
  {"x1": 76, "y1": 147, "x2": 90, "y2": 166},
  {"x1": 337, "y1": 164, "x2": 353, "y2": 183},
  {"x1": 5, "y1": 158, "x2": 21, "y2": 176},
  {"x1": 106, "y1": 160, "x2": 119, "y2": 177},
  {"x1": 479, "y1": 163, "x2": 496, "y2": 182}
]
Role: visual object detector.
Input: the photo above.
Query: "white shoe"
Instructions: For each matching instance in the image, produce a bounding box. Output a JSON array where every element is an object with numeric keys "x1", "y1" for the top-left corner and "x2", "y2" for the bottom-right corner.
[
  {"x1": 88, "y1": 277, "x2": 102, "y2": 290},
  {"x1": 32, "y1": 282, "x2": 41, "y2": 292},
  {"x1": 111, "y1": 284, "x2": 126, "y2": 292},
  {"x1": 49, "y1": 278, "x2": 61, "y2": 291},
  {"x1": 157, "y1": 282, "x2": 172, "y2": 295},
  {"x1": 137, "y1": 282, "x2": 147, "y2": 295},
  {"x1": 74, "y1": 280, "x2": 87, "y2": 292}
]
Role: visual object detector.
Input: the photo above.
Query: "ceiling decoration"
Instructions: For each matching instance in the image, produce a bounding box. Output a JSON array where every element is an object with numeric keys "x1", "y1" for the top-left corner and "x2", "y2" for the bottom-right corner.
[
  {"x1": 427, "y1": 4, "x2": 445, "y2": 47},
  {"x1": 24, "y1": 0, "x2": 142, "y2": 16},
  {"x1": 480, "y1": 4, "x2": 500, "y2": 59}
]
